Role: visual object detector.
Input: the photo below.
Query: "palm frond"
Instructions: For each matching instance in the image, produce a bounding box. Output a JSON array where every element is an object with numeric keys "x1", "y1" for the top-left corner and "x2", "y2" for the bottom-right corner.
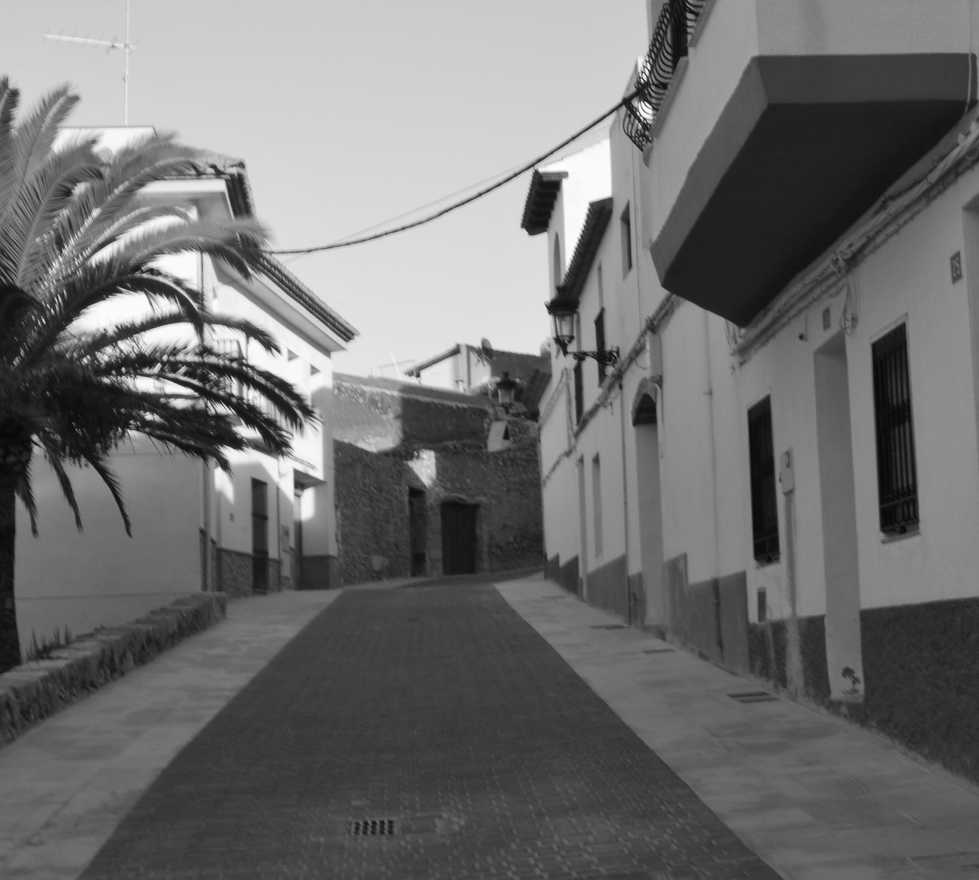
[
  {"x1": 0, "y1": 80, "x2": 20, "y2": 224},
  {"x1": 11, "y1": 85, "x2": 77, "y2": 187},
  {"x1": 36, "y1": 438, "x2": 83, "y2": 531},
  {"x1": 14, "y1": 269, "x2": 207, "y2": 369},
  {"x1": 76, "y1": 451, "x2": 131, "y2": 536},
  {"x1": 70, "y1": 310, "x2": 278, "y2": 359},
  {"x1": 0, "y1": 86, "x2": 77, "y2": 267},
  {"x1": 0, "y1": 81, "x2": 317, "y2": 539},
  {"x1": 10, "y1": 136, "x2": 104, "y2": 288},
  {"x1": 38, "y1": 137, "x2": 211, "y2": 289},
  {"x1": 91, "y1": 216, "x2": 267, "y2": 281},
  {"x1": 13, "y1": 457, "x2": 38, "y2": 537}
]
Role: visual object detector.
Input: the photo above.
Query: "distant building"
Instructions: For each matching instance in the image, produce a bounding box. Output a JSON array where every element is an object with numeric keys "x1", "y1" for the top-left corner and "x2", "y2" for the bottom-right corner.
[
  {"x1": 15, "y1": 132, "x2": 357, "y2": 654},
  {"x1": 333, "y1": 374, "x2": 543, "y2": 584},
  {"x1": 405, "y1": 342, "x2": 551, "y2": 419}
]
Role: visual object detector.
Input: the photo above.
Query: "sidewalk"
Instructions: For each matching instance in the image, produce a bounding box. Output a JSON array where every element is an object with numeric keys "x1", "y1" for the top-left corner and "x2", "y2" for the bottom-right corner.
[
  {"x1": 3, "y1": 575, "x2": 979, "y2": 879},
  {"x1": 0, "y1": 589, "x2": 339, "y2": 880},
  {"x1": 498, "y1": 575, "x2": 979, "y2": 880}
]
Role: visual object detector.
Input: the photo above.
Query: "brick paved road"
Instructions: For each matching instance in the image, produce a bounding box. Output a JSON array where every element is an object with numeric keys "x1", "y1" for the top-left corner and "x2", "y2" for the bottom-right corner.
[{"x1": 80, "y1": 583, "x2": 781, "y2": 879}]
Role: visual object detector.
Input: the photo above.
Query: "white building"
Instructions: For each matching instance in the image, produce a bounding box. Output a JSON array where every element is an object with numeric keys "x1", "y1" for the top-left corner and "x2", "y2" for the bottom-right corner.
[
  {"x1": 530, "y1": 0, "x2": 979, "y2": 779},
  {"x1": 15, "y1": 132, "x2": 357, "y2": 653}
]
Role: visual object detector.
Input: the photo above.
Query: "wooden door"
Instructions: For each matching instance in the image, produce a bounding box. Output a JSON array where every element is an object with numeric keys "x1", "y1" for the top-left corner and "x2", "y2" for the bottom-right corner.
[
  {"x1": 440, "y1": 502, "x2": 477, "y2": 575},
  {"x1": 251, "y1": 478, "x2": 269, "y2": 593},
  {"x1": 409, "y1": 489, "x2": 427, "y2": 576}
]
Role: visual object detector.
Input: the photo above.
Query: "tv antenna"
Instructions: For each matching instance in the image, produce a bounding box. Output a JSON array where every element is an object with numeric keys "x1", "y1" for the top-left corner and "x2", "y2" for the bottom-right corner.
[{"x1": 44, "y1": 0, "x2": 135, "y2": 124}]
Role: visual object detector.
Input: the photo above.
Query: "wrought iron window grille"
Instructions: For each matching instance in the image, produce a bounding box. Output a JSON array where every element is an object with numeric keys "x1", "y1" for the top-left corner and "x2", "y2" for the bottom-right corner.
[
  {"x1": 872, "y1": 324, "x2": 919, "y2": 534},
  {"x1": 747, "y1": 396, "x2": 780, "y2": 564},
  {"x1": 623, "y1": 0, "x2": 707, "y2": 150}
]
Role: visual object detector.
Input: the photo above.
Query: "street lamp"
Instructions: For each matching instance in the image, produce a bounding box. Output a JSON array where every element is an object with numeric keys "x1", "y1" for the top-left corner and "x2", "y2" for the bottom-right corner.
[
  {"x1": 546, "y1": 298, "x2": 620, "y2": 366},
  {"x1": 495, "y1": 371, "x2": 518, "y2": 412}
]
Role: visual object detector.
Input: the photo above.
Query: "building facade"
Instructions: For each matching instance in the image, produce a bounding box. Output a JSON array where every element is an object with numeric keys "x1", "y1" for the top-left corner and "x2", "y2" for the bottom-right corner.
[
  {"x1": 14, "y1": 132, "x2": 356, "y2": 654},
  {"x1": 405, "y1": 342, "x2": 551, "y2": 417},
  {"x1": 333, "y1": 374, "x2": 544, "y2": 584},
  {"x1": 531, "y1": 0, "x2": 979, "y2": 781}
]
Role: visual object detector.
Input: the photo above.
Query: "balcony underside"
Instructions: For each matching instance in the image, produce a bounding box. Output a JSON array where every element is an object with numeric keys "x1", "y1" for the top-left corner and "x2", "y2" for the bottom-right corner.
[{"x1": 652, "y1": 53, "x2": 975, "y2": 327}]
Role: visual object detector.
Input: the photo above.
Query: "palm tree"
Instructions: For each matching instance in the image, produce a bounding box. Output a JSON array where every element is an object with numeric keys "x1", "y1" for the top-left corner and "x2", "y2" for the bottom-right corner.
[{"x1": 0, "y1": 79, "x2": 315, "y2": 673}]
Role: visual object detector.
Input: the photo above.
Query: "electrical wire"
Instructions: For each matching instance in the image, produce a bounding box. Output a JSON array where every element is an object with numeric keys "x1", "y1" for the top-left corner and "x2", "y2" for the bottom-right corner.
[{"x1": 265, "y1": 90, "x2": 638, "y2": 256}]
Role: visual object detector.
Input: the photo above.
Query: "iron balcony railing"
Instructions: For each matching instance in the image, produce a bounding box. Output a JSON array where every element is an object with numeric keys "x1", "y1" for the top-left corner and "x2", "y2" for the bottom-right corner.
[{"x1": 623, "y1": 0, "x2": 707, "y2": 150}]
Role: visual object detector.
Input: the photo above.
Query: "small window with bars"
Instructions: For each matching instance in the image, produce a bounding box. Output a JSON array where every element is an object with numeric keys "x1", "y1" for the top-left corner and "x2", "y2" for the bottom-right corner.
[
  {"x1": 573, "y1": 360, "x2": 584, "y2": 424},
  {"x1": 594, "y1": 308, "x2": 607, "y2": 384},
  {"x1": 620, "y1": 204, "x2": 633, "y2": 277},
  {"x1": 747, "y1": 396, "x2": 779, "y2": 564},
  {"x1": 872, "y1": 323, "x2": 918, "y2": 534}
]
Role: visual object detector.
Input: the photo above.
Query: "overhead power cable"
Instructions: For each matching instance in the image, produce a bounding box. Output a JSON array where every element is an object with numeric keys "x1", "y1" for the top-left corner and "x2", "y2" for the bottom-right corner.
[{"x1": 265, "y1": 90, "x2": 638, "y2": 256}]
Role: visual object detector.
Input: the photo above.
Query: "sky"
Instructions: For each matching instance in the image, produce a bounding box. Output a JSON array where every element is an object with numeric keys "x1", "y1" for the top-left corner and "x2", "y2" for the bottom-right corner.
[{"x1": 1, "y1": 1, "x2": 647, "y2": 377}]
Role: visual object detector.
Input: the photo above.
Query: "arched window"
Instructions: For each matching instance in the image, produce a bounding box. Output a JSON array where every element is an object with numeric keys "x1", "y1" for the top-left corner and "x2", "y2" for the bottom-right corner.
[{"x1": 552, "y1": 235, "x2": 562, "y2": 293}]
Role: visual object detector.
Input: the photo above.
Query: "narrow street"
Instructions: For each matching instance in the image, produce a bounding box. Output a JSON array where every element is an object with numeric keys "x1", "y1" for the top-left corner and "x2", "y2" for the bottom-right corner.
[{"x1": 78, "y1": 580, "x2": 779, "y2": 880}]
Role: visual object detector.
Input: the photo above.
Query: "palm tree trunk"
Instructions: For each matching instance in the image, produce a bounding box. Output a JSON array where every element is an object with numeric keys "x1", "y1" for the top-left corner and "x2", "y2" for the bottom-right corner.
[{"x1": 0, "y1": 475, "x2": 21, "y2": 673}]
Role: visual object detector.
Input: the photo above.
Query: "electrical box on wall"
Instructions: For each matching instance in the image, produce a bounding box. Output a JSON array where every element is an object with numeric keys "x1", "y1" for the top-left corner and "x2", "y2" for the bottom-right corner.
[{"x1": 779, "y1": 449, "x2": 794, "y2": 493}]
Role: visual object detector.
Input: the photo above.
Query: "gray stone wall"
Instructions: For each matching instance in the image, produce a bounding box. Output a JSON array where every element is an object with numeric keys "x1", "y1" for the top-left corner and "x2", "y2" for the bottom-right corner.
[
  {"x1": 336, "y1": 441, "x2": 413, "y2": 585},
  {"x1": 333, "y1": 378, "x2": 544, "y2": 587},
  {"x1": 217, "y1": 549, "x2": 253, "y2": 597}
]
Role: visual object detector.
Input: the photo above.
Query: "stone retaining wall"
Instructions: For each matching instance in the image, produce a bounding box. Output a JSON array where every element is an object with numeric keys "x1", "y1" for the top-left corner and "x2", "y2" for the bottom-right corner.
[{"x1": 0, "y1": 593, "x2": 226, "y2": 749}]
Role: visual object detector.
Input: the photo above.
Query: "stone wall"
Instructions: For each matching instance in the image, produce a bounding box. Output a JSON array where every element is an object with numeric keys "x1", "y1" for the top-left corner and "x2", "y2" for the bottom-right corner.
[
  {"x1": 335, "y1": 441, "x2": 414, "y2": 585},
  {"x1": 217, "y1": 549, "x2": 253, "y2": 597},
  {"x1": 0, "y1": 593, "x2": 226, "y2": 749},
  {"x1": 333, "y1": 376, "x2": 544, "y2": 587},
  {"x1": 334, "y1": 375, "x2": 494, "y2": 451}
]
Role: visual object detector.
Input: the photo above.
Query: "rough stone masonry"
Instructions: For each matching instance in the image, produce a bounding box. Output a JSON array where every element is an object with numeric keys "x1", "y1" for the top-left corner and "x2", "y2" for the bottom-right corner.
[{"x1": 333, "y1": 375, "x2": 543, "y2": 585}]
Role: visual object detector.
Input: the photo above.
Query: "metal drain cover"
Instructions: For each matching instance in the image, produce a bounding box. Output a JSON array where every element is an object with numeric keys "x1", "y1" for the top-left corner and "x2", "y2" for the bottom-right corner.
[
  {"x1": 348, "y1": 818, "x2": 397, "y2": 837},
  {"x1": 728, "y1": 691, "x2": 778, "y2": 703}
]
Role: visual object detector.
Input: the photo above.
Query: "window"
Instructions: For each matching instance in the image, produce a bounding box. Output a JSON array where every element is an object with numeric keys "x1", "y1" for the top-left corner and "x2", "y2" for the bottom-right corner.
[
  {"x1": 872, "y1": 323, "x2": 918, "y2": 533},
  {"x1": 214, "y1": 338, "x2": 243, "y2": 396},
  {"x1": 592, "y1": 454, "x2": 603, "y2": 557},
  {"x1": 594, "y1": 308, "x2": 607, "y2": 384},
  {"x1": 573, "y1": 359, "x2": 584, "y2": 424},
  {"x1": 747, "y1": 396, "x2": 779, "y2": 563},
  {"x1": 620, "y1": 204, "x2": 633, "y2": 277}
]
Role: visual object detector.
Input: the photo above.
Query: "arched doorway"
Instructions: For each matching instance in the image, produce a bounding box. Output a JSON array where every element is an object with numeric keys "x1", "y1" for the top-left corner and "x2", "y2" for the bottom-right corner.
[{"x1": 632, "y1": 382, "x2": 665, "y2": 630}]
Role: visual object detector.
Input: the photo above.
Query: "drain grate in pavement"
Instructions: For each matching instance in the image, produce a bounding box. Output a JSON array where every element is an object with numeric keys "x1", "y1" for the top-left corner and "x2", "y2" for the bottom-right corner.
[
  {"x1": 643, "y1": 648, "x2": 675, "y2": 654},
  {"x1": 590, "y1": 624, "x2": 626, "y2": 630},
  {"x1": 348, "y1": 818, "x2": 397, "y2": 837},
  {"x1": 728, "y1": 691, "x2": 778, "y2": 703}
]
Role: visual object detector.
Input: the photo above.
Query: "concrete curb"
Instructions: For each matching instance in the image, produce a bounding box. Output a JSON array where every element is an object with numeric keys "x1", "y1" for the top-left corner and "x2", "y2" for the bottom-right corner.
[{"x1": 0, "y1": 592, "x2": 227, "y2": 749}]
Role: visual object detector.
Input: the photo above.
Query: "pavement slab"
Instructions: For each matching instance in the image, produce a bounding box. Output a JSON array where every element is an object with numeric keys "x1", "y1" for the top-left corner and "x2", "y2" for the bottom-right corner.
[
  {"x1": 496, "y1": 576, "x2": 979, "y2": 880},
  {"x1": 75, "y1": 581, "x2": 780, "y2": 880},
  {"x1": 0, "y1": 589, "x2": 339, "y2": 880}
]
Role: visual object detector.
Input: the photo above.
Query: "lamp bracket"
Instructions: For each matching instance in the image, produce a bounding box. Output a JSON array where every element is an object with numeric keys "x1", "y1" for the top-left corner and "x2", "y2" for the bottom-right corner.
[{"x1": 569, "y1": 347, "x2": 620, "y2": 367}]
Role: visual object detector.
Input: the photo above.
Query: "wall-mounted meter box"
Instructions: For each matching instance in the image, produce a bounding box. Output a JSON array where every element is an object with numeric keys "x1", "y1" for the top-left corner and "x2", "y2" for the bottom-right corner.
[{"x1": 779, "y1": 448, "x2": 795, "y2": 493}]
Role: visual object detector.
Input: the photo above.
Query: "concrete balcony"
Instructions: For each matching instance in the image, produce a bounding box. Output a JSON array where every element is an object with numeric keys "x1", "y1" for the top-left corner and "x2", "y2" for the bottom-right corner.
[{"x1": 644, "y1": 0, "x2": 975, "y2": 326}]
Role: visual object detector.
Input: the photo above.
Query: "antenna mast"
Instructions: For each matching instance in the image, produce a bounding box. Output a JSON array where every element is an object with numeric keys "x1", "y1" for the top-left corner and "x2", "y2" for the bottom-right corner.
[{"x1": 44, "y1": 0, "x2": 134, "y2": 124}]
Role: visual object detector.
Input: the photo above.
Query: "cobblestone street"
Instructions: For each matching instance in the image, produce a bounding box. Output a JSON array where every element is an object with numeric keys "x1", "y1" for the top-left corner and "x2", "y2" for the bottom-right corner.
[{"x1": 79, "y1": 581, "x2": 780, "y2": 880}]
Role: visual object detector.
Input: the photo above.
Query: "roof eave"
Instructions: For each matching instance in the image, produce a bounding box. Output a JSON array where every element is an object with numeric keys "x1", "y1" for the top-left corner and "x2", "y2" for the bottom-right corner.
[
  {"x1": 551, "y1": 197, "x2": 614, "y2": 307},
  {"x1": 520, "y1": 170, "x2": 569, "y2": 235}
]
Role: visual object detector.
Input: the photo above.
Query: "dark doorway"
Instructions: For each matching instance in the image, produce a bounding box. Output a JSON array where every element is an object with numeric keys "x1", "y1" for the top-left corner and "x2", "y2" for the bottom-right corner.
[
  {"x1": 252, "y1": 478, "x2": 269, "y2": 593},
  {"x1": 409, "y1": 488, "x2": 428, "y2": 576},
  {"x1": 293, "y1": 488, "x2": 304, "y2": 589},
  {"x1": 441, "y1": 501, "x2": 477, "y2": 575}
]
